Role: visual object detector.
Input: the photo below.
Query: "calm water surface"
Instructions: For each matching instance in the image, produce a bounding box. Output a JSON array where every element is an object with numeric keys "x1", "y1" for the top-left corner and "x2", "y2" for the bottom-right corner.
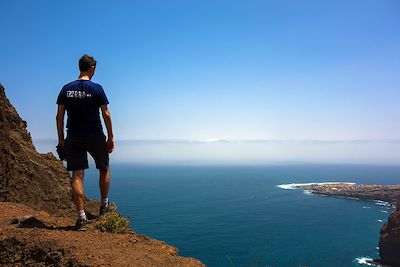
[{"x1": 83, "y1": 164, "x2": 399, "y2": 267}]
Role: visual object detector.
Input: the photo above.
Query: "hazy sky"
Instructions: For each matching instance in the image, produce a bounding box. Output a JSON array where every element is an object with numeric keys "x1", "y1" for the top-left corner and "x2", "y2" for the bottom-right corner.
[{"x1": 1, "y1": 1, "x2": 399, "y2": 164}]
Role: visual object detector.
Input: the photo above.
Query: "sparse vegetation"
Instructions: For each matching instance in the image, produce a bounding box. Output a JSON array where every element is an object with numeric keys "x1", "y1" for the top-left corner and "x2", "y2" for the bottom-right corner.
[{"x1": 94, "y1": 211, "x2": 131, "y2": 234}]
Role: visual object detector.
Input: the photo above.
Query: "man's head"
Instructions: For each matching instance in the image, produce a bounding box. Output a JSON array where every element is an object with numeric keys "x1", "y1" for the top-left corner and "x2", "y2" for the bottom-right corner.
[{"x1": 79, "y1": 54, "x2": 97, "y2": 78}]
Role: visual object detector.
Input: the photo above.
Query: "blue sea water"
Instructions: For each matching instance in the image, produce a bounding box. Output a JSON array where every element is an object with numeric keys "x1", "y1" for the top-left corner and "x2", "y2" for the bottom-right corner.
[{"x1": 83, "y1": 164, "x2": 399, "y2": 267}]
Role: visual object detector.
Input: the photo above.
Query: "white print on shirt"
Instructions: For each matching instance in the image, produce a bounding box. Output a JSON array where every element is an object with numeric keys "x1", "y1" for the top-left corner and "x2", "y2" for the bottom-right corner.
[{"x1": 66, "y1": 91, "x2": 92, "y2": 98}]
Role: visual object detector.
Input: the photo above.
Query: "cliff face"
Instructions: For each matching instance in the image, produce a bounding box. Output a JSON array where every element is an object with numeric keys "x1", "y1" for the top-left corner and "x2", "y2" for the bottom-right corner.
[
  {"x1": 379, "y1": 202, "x2": 400, "y2": 267},
  {"x1": 0, "y1": 84, "x2": 98, "y2": 216}
]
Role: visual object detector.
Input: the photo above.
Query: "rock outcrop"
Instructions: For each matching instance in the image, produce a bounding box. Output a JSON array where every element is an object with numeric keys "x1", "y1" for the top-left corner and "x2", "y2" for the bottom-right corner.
[
  {"x1": 379, "y1": 203, "x2": 400, "y2": 267},
  {"x1": 0, "y1": 83, "x2": 97, "y2": 216}
]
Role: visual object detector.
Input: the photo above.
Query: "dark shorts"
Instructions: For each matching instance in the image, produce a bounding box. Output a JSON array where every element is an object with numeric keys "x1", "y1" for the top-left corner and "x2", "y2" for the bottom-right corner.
[{"x1": 64, "y1": 134, "x2": 109, "y2": 172}]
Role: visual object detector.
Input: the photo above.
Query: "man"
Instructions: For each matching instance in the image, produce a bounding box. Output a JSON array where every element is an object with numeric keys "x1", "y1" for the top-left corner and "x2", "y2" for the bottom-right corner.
[{"x1": 56, "y1": 54, "x2": 115, "y2": 231}]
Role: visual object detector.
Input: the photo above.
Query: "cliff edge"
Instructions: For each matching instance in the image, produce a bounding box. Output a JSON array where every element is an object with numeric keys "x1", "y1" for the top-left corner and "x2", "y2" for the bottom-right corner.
[
  {"x1": 0, "y1": 84, "x2": 204, "y2": 266},
  {"x1": 0, "y1": 202, "x2": 204, "y2": 267}
]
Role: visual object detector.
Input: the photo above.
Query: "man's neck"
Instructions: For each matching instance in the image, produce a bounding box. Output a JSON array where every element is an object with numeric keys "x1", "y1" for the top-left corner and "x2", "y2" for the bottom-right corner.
[{"x1": 78, "y1": 73, "x2": 91, "y2": 80}]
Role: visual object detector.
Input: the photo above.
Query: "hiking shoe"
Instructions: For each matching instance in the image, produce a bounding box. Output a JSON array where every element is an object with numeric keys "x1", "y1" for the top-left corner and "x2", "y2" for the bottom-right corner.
[
  {"x1": 75, "y1": 218, "x2": 88, "y2": 231},
  {"x1": 99, "y1": 202, "x2": 117, "y2": 216}
]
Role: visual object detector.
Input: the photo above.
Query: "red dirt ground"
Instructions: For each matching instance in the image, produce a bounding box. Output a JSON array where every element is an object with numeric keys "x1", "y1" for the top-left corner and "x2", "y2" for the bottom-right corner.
[{"x1": 0, "y1": 202, "x2": 205, "y2": 267}]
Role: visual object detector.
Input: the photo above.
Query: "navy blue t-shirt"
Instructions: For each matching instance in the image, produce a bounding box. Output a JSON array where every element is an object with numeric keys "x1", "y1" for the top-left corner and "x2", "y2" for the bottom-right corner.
[{"x1": 57, "y1": 80, "x2": 109, "y2": 137}]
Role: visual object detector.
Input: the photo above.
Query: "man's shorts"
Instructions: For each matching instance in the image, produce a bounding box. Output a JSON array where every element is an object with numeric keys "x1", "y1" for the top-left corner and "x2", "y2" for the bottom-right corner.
[{"x1": 64, "y1": 134, "x2": 109, "y2": 172}]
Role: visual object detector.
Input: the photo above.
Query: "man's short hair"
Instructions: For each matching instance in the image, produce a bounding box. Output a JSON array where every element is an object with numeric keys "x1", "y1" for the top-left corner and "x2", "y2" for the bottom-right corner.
[{"x1": 79, "y1": 54, "x2": 97, "y2": 72}]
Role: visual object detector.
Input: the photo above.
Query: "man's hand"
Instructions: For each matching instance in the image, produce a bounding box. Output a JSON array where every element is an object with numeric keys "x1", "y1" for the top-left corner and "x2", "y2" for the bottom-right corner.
[
  {"x1": 56, "y1": 143, "x2": 66, "y2": 161},
  {"x1": 107, "y1": 138, "x2": 115, "y2": 153}
]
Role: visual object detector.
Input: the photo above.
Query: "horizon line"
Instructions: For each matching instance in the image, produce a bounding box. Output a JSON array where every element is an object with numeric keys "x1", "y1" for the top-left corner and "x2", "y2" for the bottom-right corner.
[{"x1": 33, "y1": 138, "x2": 400, "y2": 145}]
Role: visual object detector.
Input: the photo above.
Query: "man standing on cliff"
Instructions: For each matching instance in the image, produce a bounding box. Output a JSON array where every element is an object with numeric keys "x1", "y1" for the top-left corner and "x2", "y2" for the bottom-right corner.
[{"x1": 56, "y1": 54, "x2": 115, "y2": 231}]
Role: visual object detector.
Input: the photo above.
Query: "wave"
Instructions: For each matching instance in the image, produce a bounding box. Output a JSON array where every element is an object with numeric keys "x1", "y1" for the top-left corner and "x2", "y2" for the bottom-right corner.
[
  {"x1": 277, "y1": 182, "x2": 355, "y2": 190},
  {"x1": 374, "y1": 200, "x2": 392, "y2": 207},
  {"x1": 354, "y1": 257, "x2": 375, "y2": 266},
  {"x1": 341, "y1": 196, "x2": 360, "y2": 200},
  {"x1": 302, "y1": 190, "x2": 313, "y2": 195}
]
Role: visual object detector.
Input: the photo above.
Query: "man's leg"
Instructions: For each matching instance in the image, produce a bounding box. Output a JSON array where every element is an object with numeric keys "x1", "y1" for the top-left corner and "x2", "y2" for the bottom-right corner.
[
  {"x1": 71, "y1": 170, "x2": 86, "y2": 219},
  {"x1": 99, "y1": 166, "x2": 110, "y2": 205},
  {"x1": 88, "y1": 135, "x2": 112, "y2": 214}
]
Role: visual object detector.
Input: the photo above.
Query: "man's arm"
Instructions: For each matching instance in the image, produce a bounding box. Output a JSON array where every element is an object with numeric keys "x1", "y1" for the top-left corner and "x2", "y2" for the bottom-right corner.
[
  {"x1": 101, "y1": 105, "x2": 114, "y2": 153},
  {"x1": 56, "y1": 105, "x2": 66, "y2": 146}
]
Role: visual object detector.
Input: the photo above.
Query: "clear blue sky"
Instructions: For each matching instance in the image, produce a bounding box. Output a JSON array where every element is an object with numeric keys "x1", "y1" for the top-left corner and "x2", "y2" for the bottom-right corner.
[{"x1": 1, "y1": 1, "x2": 399, "y2": 163}]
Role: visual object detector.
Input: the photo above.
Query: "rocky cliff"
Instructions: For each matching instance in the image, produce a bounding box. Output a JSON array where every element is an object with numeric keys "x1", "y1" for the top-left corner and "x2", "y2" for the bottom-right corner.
[
  {"x1": 0, "y1": 84, "x2": 204, "y2": 266},
  {"x1": 379, "y1": 202, "x2": 400, "y2": 267}
]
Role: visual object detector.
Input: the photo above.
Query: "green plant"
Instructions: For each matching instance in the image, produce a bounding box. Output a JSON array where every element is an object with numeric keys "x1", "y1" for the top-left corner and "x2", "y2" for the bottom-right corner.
[{"x1": 94, "y1": 211, "x2": 131, "y2": 234}]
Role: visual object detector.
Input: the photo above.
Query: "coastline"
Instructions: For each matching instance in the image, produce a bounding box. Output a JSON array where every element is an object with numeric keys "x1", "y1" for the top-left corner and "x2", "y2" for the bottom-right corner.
[
  {"x1": 278, "y1": 182, "x2": 400, "y2": 205},
  {"x1": 278, "y1": 181, "x2": 400, "y2": 266}
]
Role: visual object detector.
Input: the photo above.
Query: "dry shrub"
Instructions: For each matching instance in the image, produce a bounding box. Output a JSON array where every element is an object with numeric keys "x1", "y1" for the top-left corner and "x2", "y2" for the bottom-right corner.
[{"x1": 94, "y1": 211, "x2": 131, "y2": 234}]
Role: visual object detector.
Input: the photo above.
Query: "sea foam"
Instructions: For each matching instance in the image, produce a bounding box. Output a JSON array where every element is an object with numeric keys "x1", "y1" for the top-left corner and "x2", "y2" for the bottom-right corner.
[
  {"x1": 277, "y1": 182, "x2": 355, "y2": 190},
  {"x1": 354, "y1": 257, "x2": 374, "y2": 266},
  {"x1": 374, "y1": 200, "x2": 392, "y2": 207}
]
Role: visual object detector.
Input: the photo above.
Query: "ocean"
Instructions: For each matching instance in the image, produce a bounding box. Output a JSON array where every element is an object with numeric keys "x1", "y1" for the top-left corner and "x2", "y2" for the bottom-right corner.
[{"x1": 82, "y1": 164, "x2": 399, "y2": 267}]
